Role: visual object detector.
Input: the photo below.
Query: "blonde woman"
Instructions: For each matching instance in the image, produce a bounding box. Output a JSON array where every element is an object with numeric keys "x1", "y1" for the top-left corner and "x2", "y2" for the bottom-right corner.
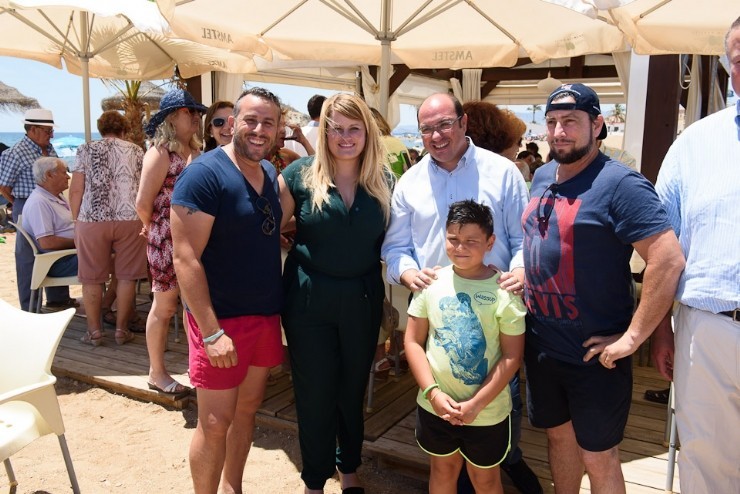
[
  {"x1": 136, "y1": 88, "x2": 205, "y2": 396},
  {"x1": 278, "y1": 93, "x2": 393, "y2": 494}
]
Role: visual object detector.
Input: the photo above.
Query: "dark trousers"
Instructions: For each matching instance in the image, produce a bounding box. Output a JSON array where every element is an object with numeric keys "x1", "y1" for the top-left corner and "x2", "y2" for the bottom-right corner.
[{"x1": 283, "y1": 265, "x2": 383, "y2": 490}]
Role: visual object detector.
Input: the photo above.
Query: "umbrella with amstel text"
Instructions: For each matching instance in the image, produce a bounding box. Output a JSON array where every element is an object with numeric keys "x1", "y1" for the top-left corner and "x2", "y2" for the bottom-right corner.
[
  {"x1": 156, "y1": 0, "x2": 626, "y2": 116},
  {"x1": 0, "y1": 0, "x2": 259, "y2": 140}
]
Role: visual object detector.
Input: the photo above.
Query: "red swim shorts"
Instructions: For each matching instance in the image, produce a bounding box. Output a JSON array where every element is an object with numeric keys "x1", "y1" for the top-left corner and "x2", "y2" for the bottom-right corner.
[{"x1": 187, "y1": 311, "x2": 282, "y2": 390}]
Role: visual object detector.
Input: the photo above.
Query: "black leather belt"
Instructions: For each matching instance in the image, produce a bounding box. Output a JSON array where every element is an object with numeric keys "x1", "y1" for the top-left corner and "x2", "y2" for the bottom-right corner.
[{"x1": 719, "y1": 309, "x2": 740, "y2": 322}]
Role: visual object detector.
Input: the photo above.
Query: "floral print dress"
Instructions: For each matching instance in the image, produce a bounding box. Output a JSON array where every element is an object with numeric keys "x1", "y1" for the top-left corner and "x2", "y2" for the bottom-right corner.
[{"x1": 147, "y1": 151, "x2": 186, "y2": 292}]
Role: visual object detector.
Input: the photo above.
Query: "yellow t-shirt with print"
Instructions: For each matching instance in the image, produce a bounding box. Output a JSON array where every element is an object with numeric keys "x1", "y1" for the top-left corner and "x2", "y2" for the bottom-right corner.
[{"x1": 408, "y1": 265, "x2": 526, "y2": 426}]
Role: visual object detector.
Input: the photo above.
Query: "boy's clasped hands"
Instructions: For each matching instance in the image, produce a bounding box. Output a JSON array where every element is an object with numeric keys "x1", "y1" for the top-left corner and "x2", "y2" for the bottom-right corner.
[{"x1": 429, "y1": 388, "x2": 484, "y2": 426}]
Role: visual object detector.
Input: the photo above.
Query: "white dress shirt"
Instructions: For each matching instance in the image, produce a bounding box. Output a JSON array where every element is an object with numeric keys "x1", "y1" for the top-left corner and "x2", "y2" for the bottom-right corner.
[{"x1": 382, "y1": 138, "x2": 529, "y2": 284}]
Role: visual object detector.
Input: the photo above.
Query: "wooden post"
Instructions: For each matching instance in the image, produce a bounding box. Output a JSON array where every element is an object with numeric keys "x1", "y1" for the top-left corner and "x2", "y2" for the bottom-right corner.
[
  {"x1": 183, "y1": 76, "x2": 203, "y2": 104},
  {"x1": 640, "y1": 55, "x2": 681, "y2": 184}
]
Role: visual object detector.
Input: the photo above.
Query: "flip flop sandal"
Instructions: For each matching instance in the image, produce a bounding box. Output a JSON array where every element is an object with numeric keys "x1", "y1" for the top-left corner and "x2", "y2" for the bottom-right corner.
[
  {"x1": 147, "y1": 380, "x2": 190, "y2": 397},
  {"x1": 81, "y1": 329, "x2": 103, "y2": 347}
]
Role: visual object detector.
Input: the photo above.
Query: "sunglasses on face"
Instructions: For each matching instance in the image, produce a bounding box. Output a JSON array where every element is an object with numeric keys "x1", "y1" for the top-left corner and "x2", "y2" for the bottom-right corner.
[{"x1": 211, "y1": 117, "x2": 226, "y2": 128}]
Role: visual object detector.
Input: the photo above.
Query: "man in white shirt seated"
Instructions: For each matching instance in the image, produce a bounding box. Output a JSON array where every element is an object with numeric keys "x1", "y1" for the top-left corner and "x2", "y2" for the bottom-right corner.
[{"x1": 20, "y1": 156, "x2": 78, "y2": 310}]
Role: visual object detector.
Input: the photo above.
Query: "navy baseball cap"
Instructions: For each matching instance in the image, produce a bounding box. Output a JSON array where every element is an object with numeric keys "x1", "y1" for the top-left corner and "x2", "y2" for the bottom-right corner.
[{"x1": 545, "y1": 83, "x2": 607, "y2": 140}]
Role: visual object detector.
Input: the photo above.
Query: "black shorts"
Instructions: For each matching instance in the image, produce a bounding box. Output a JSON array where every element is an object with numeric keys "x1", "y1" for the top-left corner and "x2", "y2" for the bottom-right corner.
[
  {"x1": 524, "y1": 344, "x2": 632, "y2": 452},
  {"x1": 415, "y1": 406, "x2": 510, "y2": 468}
]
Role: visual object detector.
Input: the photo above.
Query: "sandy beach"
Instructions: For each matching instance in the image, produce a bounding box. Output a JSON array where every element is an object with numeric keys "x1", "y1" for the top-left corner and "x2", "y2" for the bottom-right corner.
[{"x1": 0, "y1": 231, "x2": 425, "y2": 494}]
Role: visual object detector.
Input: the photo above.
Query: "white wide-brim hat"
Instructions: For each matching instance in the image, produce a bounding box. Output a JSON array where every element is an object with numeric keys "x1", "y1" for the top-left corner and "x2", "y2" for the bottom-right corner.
[{"x1": 23, "y1": 108, "x2": 57, "y2": 128}]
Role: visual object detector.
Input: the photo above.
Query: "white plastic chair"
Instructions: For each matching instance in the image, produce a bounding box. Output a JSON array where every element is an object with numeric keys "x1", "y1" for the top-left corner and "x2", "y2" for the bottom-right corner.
[
  {"x1": 0, "y1": 298, "x2": 80, "y2": 493},
  {"x1": 9, "y1": 218, "x2": 78, "y2": 313}
]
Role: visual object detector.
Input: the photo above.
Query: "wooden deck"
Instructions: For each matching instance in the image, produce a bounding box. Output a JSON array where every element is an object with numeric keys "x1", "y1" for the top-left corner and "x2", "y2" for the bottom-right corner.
[
  {"x1": 366, "y1": 365, "x2": 681, "y2": 493},
  {"x1": 52, "y1": 307, "x2": 680, "y2": 493}
]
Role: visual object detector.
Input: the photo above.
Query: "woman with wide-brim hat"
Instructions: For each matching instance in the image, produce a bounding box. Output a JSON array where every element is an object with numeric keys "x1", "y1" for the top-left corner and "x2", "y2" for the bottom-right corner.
[{"x1": 136, "y1": 88, "x2": 206, "y2": 396}]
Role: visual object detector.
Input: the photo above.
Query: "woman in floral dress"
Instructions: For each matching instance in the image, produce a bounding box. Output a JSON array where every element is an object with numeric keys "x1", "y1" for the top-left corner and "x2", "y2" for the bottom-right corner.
[{"x1": 136, "y1": 88, "x2": 206, "y2": 396}]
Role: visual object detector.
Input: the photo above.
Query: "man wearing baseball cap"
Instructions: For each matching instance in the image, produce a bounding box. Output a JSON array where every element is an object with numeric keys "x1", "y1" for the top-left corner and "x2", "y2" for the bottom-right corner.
[
  {"x1": 521, "y1": 83, "x2": 685, "y2": 491},
  {"x1": 0, "y1": 108, "x2": 77, "y2": 311}
]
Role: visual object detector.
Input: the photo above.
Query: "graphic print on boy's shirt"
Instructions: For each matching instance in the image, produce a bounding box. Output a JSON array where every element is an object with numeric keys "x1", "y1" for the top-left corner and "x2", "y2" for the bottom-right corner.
[{"x1": 434, "y1": 292, "x2": 489, "y2": 385}]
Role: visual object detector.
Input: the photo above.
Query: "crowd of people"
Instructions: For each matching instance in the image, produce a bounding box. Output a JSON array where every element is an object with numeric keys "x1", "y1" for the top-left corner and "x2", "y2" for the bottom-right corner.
[{"x1": 0, "y1": 16, "x2": 737, "y2": 494}]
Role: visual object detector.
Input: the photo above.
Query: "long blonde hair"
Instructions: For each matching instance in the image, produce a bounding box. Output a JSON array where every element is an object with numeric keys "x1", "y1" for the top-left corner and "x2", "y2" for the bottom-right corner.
[
  {"x1": 151, "y1": 110, "x2": 203, "y2": 155},
  {"x1": 301, "y1": 93, "x2": 393, "y2": 222}
]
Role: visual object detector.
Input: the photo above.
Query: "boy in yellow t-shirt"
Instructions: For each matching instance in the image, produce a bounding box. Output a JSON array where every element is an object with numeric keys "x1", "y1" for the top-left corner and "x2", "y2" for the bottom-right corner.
[{"x1": 405, "y1": 199, "x2": 526, "y2": 494}]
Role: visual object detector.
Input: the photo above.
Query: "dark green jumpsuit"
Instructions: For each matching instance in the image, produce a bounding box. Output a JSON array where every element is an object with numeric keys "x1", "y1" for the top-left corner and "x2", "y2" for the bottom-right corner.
[{"x1": 281, "y1": 158, "x2": 385, "y2": 489}]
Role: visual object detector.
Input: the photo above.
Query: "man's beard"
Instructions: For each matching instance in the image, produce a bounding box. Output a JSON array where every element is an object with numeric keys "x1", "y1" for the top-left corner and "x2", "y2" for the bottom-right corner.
[
  {"x1": 549, "y1": 128, "x2": 594, "y2": 164},
  {"x1": 233, "y1": 130, "x2": 273, "y2": 163}
]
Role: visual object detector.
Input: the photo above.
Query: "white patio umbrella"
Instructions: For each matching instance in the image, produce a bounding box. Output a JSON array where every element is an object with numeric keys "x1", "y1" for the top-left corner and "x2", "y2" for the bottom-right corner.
[
  {"x1": 604, "y1": 0, "x2": 740, "y2": 55},
  {"x1": 0, "y1": 0, "x2": 258, "y2": 140},
  {"x1": 156, "y1": 0, "x2": 626, "y2": 116}
]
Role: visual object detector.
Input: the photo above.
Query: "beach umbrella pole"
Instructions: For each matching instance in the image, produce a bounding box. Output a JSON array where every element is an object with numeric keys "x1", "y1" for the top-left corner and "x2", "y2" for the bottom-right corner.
[
  {"x1": 377, "y1": 0, "x2": 392, "y2": 119},
  {"x1": 379, "y1": 39, "x2": 390, "y2": 119},
  {"x1": 81, "y1": 11, "x2": 91, "y2": 142},
  {"x1": 82, "y1": 57, "x2": 91, "y2": 142}
]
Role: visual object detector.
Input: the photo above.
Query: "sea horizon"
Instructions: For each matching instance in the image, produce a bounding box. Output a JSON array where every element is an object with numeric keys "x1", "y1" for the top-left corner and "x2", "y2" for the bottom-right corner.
[
  {"x1": 0, "y1": 132, "x2": 102, "y2": 148},
  {"x1": 0, "y1": 132, "x2": 102, "y2": 169}
]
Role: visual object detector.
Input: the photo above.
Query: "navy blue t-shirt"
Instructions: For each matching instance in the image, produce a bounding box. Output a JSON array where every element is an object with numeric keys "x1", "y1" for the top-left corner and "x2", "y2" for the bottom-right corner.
[
  {"x1": 522, "y1": 153, "x2": 671, "y2": 365},
  {"x1": 171, "y1": 147, "x2": 282, "y2": 318}
]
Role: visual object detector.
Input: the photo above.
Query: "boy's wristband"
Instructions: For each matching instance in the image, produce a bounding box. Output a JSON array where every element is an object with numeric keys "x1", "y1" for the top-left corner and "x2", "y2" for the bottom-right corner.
[
  {"x1": 203, "y1": 328, "x2": 225, "y2": 344},
  {"x1": 422, "y1": 383, "x2": 439, "y2": 400}
]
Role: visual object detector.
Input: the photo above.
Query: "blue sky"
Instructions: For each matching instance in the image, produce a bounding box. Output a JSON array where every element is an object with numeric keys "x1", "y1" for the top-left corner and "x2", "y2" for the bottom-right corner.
[
  {"x1": 0, "y1": 56, "x2": 420, "y2": 133},
  {"x1": 1, "y1": 57, "x2": 117, "y2": 132}
]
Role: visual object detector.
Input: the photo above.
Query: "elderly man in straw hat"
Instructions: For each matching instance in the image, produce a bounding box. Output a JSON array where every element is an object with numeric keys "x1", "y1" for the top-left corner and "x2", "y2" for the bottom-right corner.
[{"x1": 0, "y1": 108, "x2": 77, "y2": 311}]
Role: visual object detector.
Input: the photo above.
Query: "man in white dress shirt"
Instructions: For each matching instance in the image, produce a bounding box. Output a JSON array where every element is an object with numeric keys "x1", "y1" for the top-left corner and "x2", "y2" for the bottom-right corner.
[
  {"x1": 651, "y1": 16, "x2": 740, "y2": 493},
  {"x1": 382, "y1": 92, "x2": 541, "y2": 493}
]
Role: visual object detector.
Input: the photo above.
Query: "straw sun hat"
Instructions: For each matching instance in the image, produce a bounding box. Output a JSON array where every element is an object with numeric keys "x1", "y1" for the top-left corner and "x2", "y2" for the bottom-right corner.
[{"x1": 145, "y1": 88, "x2": 207, "y2": 137}]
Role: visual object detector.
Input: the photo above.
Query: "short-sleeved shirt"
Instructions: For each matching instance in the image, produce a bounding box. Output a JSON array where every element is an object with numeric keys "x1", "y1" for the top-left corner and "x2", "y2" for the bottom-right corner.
[
  {"x1": 0, "y1": 135, "x2": 57, "y2": 199},
  {"x1": 408, "y1": 266, "x2": 526, "y2": 426},
  {"x1": 171, "y1": 147, "x2": 283, "y2": 318},
  {"x1": 522, "y1": 153, "x2": 672, "y2": 365},
  {"x1": 281, "y1": 156, "x2": 387, "y2": 278},
  {"x1": 21, "y1": 186, "x2": 74, "y2": 250},
  {"x1": 74, "y1": 137, "x2": 144, "y2": 222}
]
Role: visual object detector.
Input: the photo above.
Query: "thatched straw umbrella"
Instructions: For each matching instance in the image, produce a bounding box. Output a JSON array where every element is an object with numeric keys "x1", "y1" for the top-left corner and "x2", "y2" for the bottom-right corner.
[{"x1": 0, "y1": 81, "x2": 39, "y2": 113}]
